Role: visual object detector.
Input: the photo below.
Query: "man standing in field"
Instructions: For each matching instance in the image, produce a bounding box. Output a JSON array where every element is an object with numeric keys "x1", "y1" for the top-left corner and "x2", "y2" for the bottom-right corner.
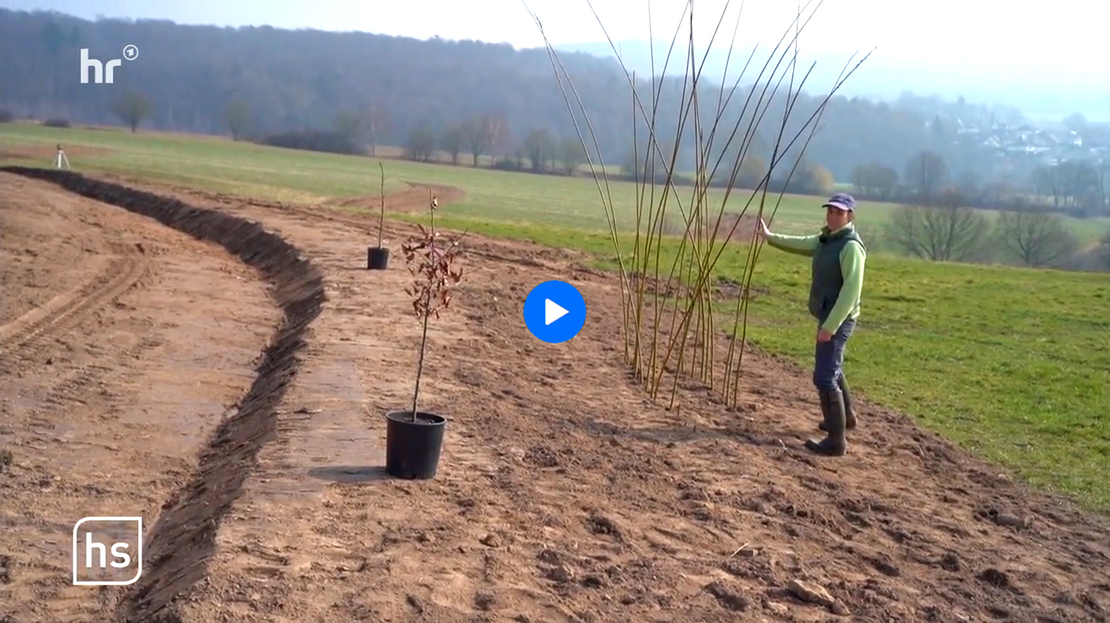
[{"x1": 757, "y1": 192, "x2": 866, "y2": 456}]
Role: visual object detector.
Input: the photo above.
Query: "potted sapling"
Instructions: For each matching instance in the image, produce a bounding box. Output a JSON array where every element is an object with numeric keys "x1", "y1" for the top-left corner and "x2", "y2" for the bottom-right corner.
[
  {"x1": 384, "y1": 193, "x2": 465, "y2": 479},
  {"x1": 367, "y1": 162, "x2": 390, "y2": 270}
]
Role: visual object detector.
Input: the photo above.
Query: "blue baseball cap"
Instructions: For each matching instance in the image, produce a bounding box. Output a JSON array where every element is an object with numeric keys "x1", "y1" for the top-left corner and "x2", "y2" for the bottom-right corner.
[{"x1": 822, "y1": 192, "x2": 856, "y2": 212}]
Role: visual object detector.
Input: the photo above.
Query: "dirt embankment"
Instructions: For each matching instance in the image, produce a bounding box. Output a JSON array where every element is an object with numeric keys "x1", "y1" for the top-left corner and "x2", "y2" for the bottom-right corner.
[{"x1": 0, "y1": 166, "x2": 327, "y2": 623}]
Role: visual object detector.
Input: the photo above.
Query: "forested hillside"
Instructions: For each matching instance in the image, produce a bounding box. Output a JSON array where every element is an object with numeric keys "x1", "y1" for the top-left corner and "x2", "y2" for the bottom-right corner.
[{"x1": 1, "y1": 7, "x2": 1107, "y2": 210}]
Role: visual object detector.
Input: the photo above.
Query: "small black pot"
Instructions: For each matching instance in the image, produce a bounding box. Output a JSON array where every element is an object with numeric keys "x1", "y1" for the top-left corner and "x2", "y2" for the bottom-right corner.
[
  {"x1": 367, "y1": 246, "x2": 389, "y2": 270},
  {"x1": 384, "y1": 410, "x2": 446, "y2": 479}
]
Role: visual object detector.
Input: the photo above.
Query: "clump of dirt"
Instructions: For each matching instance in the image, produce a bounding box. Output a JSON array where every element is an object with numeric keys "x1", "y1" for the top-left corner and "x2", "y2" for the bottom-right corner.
[
  {"x1": 586, "y1": 513, "x2": 623, "y2": 540},
  {"x1": 705, "y1": 580, "x2": 750, "y2": 611},
  {"x1": 523, "y1": 444, "x2": 560, "y2": 468}
]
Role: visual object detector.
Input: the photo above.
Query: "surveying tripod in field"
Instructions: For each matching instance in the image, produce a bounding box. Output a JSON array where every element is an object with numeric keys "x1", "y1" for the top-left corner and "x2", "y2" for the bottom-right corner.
[{"x1": 54, "y1": 144, "x2": 70, "y2": 169}]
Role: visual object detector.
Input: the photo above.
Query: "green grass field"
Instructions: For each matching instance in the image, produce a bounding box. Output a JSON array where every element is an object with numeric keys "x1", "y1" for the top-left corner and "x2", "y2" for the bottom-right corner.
[
  {"x1": 0, "y1": 122, "x2": 848, "y2": 233},
  {"x1": 3, "y1": 121, "x2": 1110, "y2": 512},
  {"x1": 6, "y1": 122, "x2": 1109, "y2": 246}
]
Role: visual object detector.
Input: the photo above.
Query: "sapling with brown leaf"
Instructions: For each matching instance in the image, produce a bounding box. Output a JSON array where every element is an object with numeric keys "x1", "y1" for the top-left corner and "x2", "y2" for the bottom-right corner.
[{"x1": 401, "y1": 193, "x2": 466, "y2": 423}]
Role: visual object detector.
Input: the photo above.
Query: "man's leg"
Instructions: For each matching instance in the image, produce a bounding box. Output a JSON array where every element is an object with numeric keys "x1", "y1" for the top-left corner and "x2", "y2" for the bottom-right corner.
[
  {"x1": 839, "y1": 373, "x2": 857, "y2": 429},
  {"x1": 806, "y1": 320, "x2": 854, "y2": 456},
  {"x1": 819, "y1": 321, "x2": 857, "y2": 431},
  {"x1": 820, "y1": 373, "x2": 858, "y2": 431}
]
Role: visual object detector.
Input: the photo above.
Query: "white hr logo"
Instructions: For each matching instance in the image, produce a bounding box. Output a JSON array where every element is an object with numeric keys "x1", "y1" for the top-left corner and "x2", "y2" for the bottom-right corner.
[{"x1": 80, "y1": 45, "x2": 138, "y2": 84}]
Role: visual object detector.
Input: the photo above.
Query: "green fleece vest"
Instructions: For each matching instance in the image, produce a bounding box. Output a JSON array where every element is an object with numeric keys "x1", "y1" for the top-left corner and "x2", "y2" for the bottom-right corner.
[{"x1": 809, "y1": 225, "x2": 865, "y2": 323}]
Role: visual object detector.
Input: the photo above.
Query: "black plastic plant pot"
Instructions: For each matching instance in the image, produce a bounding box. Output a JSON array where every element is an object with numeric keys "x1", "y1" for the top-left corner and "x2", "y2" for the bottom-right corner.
[
  {"x1": 385, "y1": 410, "x2": 446, "y2": 479},
  {"x1": 367, "y1": 246, "x2": 389, "y2": 270}
]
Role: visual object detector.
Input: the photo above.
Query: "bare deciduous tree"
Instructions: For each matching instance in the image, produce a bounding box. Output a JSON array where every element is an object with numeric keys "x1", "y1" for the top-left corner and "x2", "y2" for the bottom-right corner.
[
  {"x1": 559, "y1": 137, "x2": 585, "y2": 175},
  {"x1": 995, "y1": 210, "x2": 1078, "y2": 267},
  {"x1": 904, "y1": 150, "x2": 949, "y2": 202},
  {"x1": 485, "y1": 112, "x2": 508, "y2": 162},
  {"x1": 523, "y1": 128, "x2": 553, "y2": 172},
  {"x1": 1099, "y1": 233, "x2": 1110, "y2": 270},
  {"x1": 224, "y1": 100, "x2": 248, "y2": 140},
  {"x1": 849, "y1": 162, "x2": 899, "y2": 198},
  {"x1": 1063, "y1": 161, "x2": 1102, "y2": 209},
  {"x1": 334, "y1": 110, "x2": 362, "y2": 143},
  {"x1": 363, "y1": 101, "x2": 389, "y2": 157},
  {"x1": 886, "y1": 190, "x2": 990, "y2": 261},
  {"x1": 439, "y1": 123, "x2": 463, "y2": 164},
  {"x1": 1096, "y1": 163, "x2": 1110, "y2": 210},
  {"x1": 1032, "y1": 165, "x2": 1061, "y2": 207},
  {"x1": 461, "y1": 115, "x2": 492, "y2": 166},
  {"x1": 111, "y1": 91, "x2": 152, "y2": 132},
  {"x1": 406, "y1": 120, "x2": 436, "y2": 162}
]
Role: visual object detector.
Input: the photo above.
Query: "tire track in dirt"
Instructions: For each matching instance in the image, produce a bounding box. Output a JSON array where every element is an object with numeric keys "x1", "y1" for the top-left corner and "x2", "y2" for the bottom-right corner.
[
  {"x1": 36, "y1": 335, "x2": 167, "y2": 414},
  {"x1": 0, "y1": 166, "x2": 327, "y2": 623},
  {"x1": 0, "y1": 241, "x2": 148, "y2": 373},
  {"x1": 9, "y1": 333, "x2": 170, "y2": 461}
]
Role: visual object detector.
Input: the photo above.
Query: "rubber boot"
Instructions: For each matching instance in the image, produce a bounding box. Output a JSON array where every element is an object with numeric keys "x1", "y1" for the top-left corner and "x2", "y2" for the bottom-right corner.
[
  {"x1": 819, "y1": 375, "x2": 857, "y2": 431},
  {"x1": 806, "y1": 388, "x2": 847, "y2": 456}
]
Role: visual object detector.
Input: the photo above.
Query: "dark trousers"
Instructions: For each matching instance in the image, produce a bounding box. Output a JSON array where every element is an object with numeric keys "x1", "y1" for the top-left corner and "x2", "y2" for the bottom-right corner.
[{"x1": 813, "y1": 317, "x2": 856, "y2": 392}]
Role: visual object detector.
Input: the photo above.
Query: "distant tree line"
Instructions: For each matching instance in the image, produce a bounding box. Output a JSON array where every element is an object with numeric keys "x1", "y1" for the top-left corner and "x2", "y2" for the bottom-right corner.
[
  {"x1": 0, "y1": 8, "x2": 1069, "y2": 192},
  {"x1": 849, "y1": 148, "x2": 1110, "y2": 272},
  {"x1": 2, "y1": 8, "x2": 1109, "y2": 274},
  {"x1": 880, "y1": 184, "x2": 1110, "y2": 273},
  {"x1": 851, "y1": 150, "x2": 1110, "y2": 218}
]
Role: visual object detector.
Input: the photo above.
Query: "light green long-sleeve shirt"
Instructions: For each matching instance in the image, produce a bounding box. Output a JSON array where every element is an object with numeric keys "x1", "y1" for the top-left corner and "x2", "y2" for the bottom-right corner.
[{"x1": 764, "y1": 226, "x2": 866, "y2": 334}]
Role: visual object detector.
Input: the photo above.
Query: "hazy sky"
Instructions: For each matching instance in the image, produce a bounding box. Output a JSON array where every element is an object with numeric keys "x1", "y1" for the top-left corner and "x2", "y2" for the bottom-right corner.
[
  {"x1": 4, "y1": 0, "x2": 1105, "y2": 97},
  {"x1": 5, "y1": 0, "x2": 1105, "y2": 74}
]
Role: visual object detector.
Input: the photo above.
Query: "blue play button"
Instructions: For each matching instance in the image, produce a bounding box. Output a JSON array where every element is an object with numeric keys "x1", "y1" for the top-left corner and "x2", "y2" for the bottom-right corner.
[{"x1": 523, "y1": 280, "x2": 587, "y2": 343}]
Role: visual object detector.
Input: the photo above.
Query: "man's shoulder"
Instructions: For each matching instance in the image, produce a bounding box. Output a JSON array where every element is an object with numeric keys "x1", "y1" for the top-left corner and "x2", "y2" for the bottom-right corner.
[{"x1": 841, "y1": 238, "x2": 867, "y2": 257}]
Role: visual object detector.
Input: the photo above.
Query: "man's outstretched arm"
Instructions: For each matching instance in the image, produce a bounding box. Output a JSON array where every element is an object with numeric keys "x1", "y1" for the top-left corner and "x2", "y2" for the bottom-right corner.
[{"x1": 763, "y1": 231, "x2": 820, "y2": 257}]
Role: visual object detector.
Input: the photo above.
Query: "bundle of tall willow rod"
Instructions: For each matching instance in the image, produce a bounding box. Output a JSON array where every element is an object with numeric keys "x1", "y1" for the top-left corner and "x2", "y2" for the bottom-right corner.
[{"x1": 523, "y1": 0, "x2": 870, "y2": 408}]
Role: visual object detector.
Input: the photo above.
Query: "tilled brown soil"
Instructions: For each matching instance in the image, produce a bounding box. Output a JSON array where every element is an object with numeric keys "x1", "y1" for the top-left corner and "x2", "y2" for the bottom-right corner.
[
  {"x1": 0, "y1": 170, "x2": 281, "y2": 622},
  {"x1": 1, "y1": 166, "x2": 1108, "y2": 623}
]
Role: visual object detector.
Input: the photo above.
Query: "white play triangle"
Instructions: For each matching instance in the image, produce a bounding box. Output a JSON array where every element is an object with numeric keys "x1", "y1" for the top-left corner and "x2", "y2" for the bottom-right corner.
[{"x1": 545, "y1": 299, "x2": 568, "y2": 325}]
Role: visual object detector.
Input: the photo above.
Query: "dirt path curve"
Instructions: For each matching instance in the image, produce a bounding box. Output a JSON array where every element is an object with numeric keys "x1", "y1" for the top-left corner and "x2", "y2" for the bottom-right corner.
[
  {"x1": 0, "y1": 171, "x2": 280, "y2": 623},
  {"x1": 82, "y1": 177, "x2": 1110, "y2": 623}
]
